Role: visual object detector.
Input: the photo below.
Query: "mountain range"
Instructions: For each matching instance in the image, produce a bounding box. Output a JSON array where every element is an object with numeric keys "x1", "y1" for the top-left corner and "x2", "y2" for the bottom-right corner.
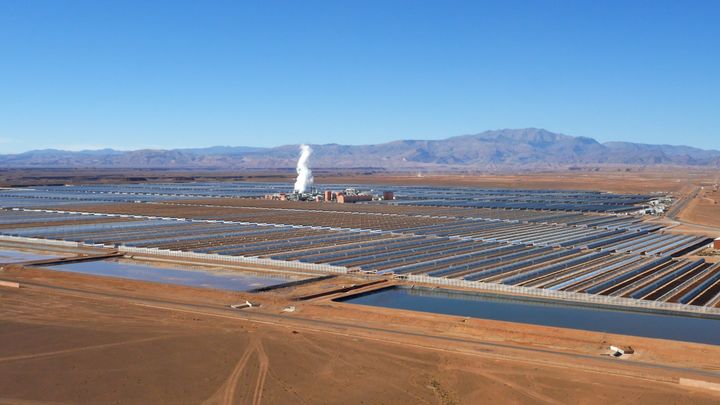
[{"x1": 2, "y1": 129, "x2": 719, "y2": 169}]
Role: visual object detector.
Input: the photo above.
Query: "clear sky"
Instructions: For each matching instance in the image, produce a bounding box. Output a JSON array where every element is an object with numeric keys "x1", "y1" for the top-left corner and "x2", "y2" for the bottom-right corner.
[{"x1": 1, "y1": 0, "x2": 718, "y2": 153}]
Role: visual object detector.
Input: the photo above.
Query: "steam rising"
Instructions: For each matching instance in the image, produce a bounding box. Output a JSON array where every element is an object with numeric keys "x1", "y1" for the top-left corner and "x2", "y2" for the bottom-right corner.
[{"x1": 293, "y1": 144, "x2": 314, "y2": 193}]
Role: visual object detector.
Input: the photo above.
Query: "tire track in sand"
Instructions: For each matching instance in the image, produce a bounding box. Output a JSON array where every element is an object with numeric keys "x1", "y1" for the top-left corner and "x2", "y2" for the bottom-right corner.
[
  {"x1": 203, "y1": 338, "x2": 255, "y2": 405},
  {"x1": 252, "y1": 341, "x2": 269, "y2": 405},
  {"x1": 0, "y1": 335, "x2": 170, "y2": 364},
  {"x1": 204, "y1": 336, "x2": 270, "y2": 405}
]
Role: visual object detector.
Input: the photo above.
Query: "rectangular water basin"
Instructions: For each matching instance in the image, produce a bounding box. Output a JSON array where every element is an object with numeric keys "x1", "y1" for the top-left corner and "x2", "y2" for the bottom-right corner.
[
  {"x1": 41, "y1": 259, "x2": 308, "y2": 292},
  {"x1": 0, "y1": 249, "x2": 61, "y2": 264},
  {"x1": 336, "y1": 286, "x2": 720, "y2": 345}
]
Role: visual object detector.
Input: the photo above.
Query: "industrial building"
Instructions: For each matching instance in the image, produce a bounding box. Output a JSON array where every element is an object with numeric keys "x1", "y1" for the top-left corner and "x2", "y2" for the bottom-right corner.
[{"x1": 265, "y1": 187, "x2": 392, "y2": 204}]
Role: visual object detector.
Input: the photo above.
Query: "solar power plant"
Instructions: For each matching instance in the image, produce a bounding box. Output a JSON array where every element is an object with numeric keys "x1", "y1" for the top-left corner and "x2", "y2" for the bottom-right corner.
[
  {"x1": 5, "y1": 182, "x2": 653, "y2": 212},
  {"x1": 1, "y1": 182, "x2": 717, "y2": 309}
]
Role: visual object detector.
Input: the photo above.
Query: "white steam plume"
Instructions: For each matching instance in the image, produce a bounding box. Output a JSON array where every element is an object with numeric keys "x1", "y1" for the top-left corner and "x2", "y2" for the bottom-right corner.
[{"x1": 293, "y1": 144, "x2": 314, "y2": 193}]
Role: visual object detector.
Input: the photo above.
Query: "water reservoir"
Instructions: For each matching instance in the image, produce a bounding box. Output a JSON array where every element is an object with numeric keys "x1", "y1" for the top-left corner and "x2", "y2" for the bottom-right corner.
[
  {"x1": 336, "y1": 286, "x2": 720, "y2": 345},
  {"x1": 0, "y1": 249, "x2": 60, "y2": 264},
  {"x1": 41, "y1": 259, "x2": 305, "y2": 292}
]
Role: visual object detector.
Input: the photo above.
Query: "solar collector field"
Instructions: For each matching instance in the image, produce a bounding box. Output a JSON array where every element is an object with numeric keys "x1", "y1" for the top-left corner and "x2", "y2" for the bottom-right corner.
[
  {"x1": 5, "y1": 182, "x2": 654, "y2": 213},
  {"x1": 1, "y1": 182, "x2": 717, "y2": 309}
]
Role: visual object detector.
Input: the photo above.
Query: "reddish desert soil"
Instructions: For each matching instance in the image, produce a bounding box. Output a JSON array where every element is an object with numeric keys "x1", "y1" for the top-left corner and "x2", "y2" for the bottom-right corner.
[
  {"x1": 1, "y1": 266, "x2": 719, "y2": 404},
  {"x1": 0, "y1": 169, "x2": 292, "y2": 187},
  {"x1": 2, "y1": 168, "x2": 717, "y2": 194},
  {"x1": 321, "y1": 170, "x2": 714, "y2": 194},
  {"x1": 679, "y1": 187, "x2": 720, "y2": 228},
  {"x1": 655, "y1": 185, "x2": 720, "y2": 241}
]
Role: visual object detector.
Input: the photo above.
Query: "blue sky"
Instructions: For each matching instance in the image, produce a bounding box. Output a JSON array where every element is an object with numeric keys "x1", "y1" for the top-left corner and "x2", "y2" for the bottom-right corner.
[{"x1": 1, "y1": 0, "x2": 718, "y2": 153}]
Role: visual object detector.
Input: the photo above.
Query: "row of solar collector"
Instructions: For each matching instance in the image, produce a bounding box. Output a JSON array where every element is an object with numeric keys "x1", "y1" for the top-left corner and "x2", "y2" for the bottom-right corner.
[
  {"x1": 580, "y1": 257, "x2": 719, "y2": 305},
  {"x1": 0, "y1": 196, "x2": 121, "y2": 208},
  {"x1": 2, "y1": 220, "x2": 338, "y2": 250},
  {"x1": 391, "y1": 199, "x2": 641, "y2": 213},
  {"x1": 3, "y1": 203, "x2": 708, "y2": 257},
  {"x1": 282, "y1": 237, "x2": 483, "y2": 267},
  {"x1": 428, "y1": 211, "x2": 658, "y2": 233},
  {"x1": 399, "y1": 192, "x2": 650, "y2": 206},
  {"x1": 544, "y1": 214, "x2": 658, "y2": 231},
  {"x1": 0, "y1": 192, "x2": 613, "y2": 225},
  {"x1": 523, "y1": 251, "x2": 710, "y2": 304},
  {"x1": 31, "y1": 182, "x2": 289, "y2": 195},
  {"x1": 1, "y1": 209, "x2": 707, "y2": 260},
  {"x1": 2, "y1": 217, "x2": 717, "y2": 305},
  {"x1": 21, "y1": 188, "x2": 269, "y2": 199},
  {"x1": 0, "y1": 207, "x2": 629, "y2": 246},
  {"x1": 21, "y1": 183, "x2": 654, "y2": 212},
  {"x1": 0, "y1": 214, "x2": 671, "y2": 258},
  {"x1": 122, "y1": 224, "x2": 705, "y2": 280},
  {"x1": 1, "y1": 218, "x2": 171, "y2": 237},
  {"x1": 0, "y1": 197, "x2": 655, "y2": 240},
  {"x1": 301, "y1": 240, "x2": 528, "y2": 274},
  {"x1": 274, "y1": 229, "x2": 718, "y2": 305},
  {"x1": 0, "y1": 217, "x2": 410, "y2": 258},
  {"x1": 260, "y1": 229, "x2": 709, "y2": 279},
  {"x1": 520, "y1": 253, "x2": 718, "y2": 305},
  {"x1": 365, "y1": 183, "x2": 652, "y2": 201},
  {"x1": 0, "y1": 210, "x2": 117, "y2": 225},
  {"x1": 398, "y1": 246, "x2": 718, "y2": 305},
  {"x1": 143, "y1": 227, "x2": 388, "y2": 255},
  {"x1": 0, "y1": 192, "x2": 184, "y2": 207},
  {"x1": 392, "y1": 219, "x2": 663, "y2": 249},
  {"x1": 31, "y1": 182, "x2": 653, "y2": 202},
  {"x1": 2, "y1": 188, "x2": 652, "y2": 224}
]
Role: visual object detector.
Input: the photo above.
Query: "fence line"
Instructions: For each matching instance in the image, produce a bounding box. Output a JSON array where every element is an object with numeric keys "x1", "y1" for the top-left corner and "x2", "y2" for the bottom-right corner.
[
  {"x1": 0, "y1": 235, "x2": 81, "y2": 248},
  {"x1": 119, "y1": 246, "x2": 349, "y2": 274},
  {"x1": 0, "y1": 234, "x2": 349, "y2": 274},
  {"x1": 403, "y1": 274, "x2": 720, "y2": 316}
]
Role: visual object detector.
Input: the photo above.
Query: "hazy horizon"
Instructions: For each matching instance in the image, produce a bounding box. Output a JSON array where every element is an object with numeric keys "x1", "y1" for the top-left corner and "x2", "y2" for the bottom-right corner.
[{"x1": 3, "y1": 127, "x2": 720, "y2": 154}]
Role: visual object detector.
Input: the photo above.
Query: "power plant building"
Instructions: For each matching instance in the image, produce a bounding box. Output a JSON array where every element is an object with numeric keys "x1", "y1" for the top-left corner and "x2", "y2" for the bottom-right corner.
[
  {"x1": 337, "y1": 193, "x2": 373, "y2": 204},
  {"x1": 266, "y1": 187, "x2": 392, "y2": 204}
]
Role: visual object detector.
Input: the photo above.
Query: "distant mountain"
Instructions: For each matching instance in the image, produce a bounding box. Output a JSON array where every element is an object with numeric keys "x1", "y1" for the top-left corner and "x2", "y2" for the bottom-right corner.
[{"x1": 2, "y1": 128, "x2": 719, "y2": 169}]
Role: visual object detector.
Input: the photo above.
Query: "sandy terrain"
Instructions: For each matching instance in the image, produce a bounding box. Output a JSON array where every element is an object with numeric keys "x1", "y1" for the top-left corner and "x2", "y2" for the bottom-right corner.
[
  {"x1": 679, "y1": 187, "x2": 720, "y2": 228},
  {"x1": 321, "y1": 171, "x2": 699, "y2": 194},
  {"x1": 1, "y1": 266, "x2": 719, "y2": 404},
  {"x1": 2, "y1": 167, "x2": 717, "y2": 194},
  {"x1": 654, "y1": 185, "x2": 720, "y2": 245}
]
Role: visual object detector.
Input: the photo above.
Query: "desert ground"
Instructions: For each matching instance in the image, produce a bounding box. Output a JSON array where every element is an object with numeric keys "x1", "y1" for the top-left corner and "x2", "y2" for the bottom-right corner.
[
  {"x1": 677, "y1": 186, "x2": 720, "y2": 228},
  {"x1": 2, "y1": 264, "x2": 720, "y2": 405}
]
